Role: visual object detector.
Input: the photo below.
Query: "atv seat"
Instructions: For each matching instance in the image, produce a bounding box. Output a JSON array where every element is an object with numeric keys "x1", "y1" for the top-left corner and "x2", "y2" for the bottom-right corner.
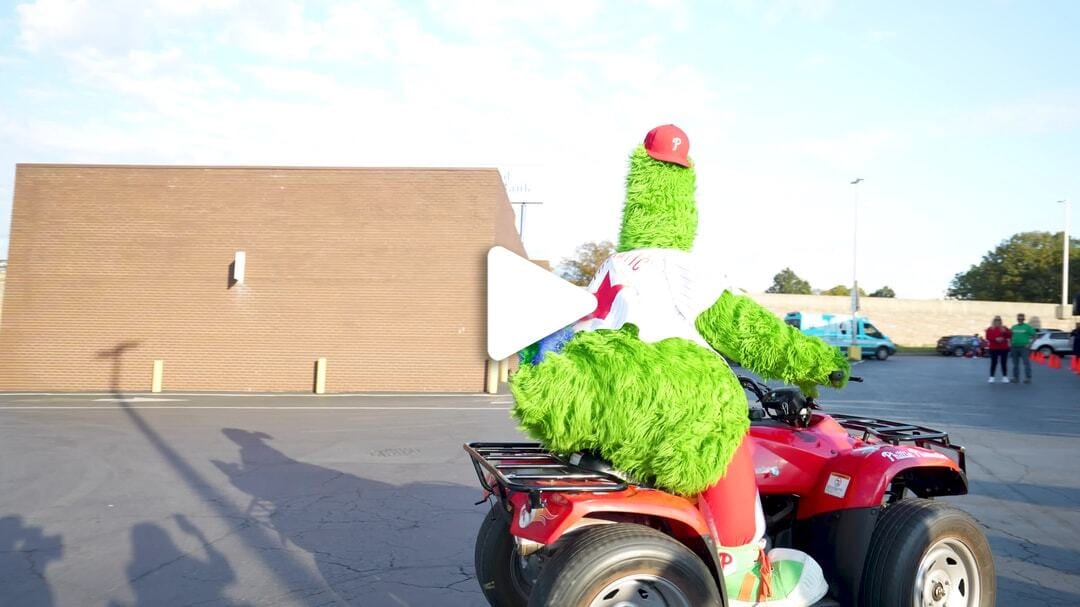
[{"x1": 569, "y1": 451, "x2": 654, "y2": 488}]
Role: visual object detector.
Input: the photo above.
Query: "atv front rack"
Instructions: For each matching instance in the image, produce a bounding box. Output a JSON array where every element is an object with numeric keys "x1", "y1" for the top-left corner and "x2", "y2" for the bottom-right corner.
[
  {"x1": 464, "y1": 442, "x2": 628, "y2": 507},
  {"x1": 831, "y1": 414, "x2": 966, "y2": 472}
]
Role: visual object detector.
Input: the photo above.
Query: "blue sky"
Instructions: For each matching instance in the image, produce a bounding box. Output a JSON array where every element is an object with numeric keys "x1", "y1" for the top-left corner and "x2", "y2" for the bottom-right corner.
[{"x1": 1, "y1": 0, "x2": 1077, "y2": 298}]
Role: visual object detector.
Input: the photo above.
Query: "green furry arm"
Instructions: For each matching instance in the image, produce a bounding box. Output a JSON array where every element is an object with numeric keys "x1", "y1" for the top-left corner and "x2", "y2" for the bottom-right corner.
[{"x1": 694, "y1": 292, "x2": 850, "y2": 396}]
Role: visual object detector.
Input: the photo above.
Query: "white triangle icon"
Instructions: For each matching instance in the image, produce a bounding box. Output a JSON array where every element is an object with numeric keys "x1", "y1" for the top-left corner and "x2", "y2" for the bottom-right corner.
[{"x1": 487, "y1": 246, "x2": 597, "y2": 361}]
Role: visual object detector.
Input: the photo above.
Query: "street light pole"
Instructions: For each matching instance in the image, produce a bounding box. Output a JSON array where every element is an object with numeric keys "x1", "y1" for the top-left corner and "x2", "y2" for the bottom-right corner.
[
  {"x1": 1060, "y1": 199, "x2": 1070, "y2": 309},
  {"x1": 512, "y1": 201, "x2": 544, "y2": 245},
  {"x1": 850, "y1": 179, "x2": 863, "y2": 318}
]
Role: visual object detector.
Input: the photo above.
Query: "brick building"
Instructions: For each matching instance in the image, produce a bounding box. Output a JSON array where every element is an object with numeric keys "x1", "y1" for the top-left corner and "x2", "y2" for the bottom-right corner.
[{"x1": 0, "y1": 164, "x2": 525, "y2": 392}]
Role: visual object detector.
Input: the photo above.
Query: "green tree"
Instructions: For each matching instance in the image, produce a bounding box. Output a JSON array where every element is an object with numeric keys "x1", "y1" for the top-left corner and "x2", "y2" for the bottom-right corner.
[
  {"x1": 766, "y1": 267, "x2": 812, "y2": 294},
  {"x1": 558, "y1": 240, "x2": 616, "y2": 287},
  {"x1": 948, "y1": 231, "x2": 1080, "y2": 302},
  {"x1": 870, "y1": 286, "x2": 896, "y2": 298},
  {"x1": 822, "y1": 285, "x2": 866, "y2": 296}
]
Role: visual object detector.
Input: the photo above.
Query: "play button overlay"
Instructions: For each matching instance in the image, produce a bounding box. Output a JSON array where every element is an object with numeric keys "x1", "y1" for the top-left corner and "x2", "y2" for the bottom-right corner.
[{"x1": 487, "y1": 246, "x2": 596, "y2": 361}]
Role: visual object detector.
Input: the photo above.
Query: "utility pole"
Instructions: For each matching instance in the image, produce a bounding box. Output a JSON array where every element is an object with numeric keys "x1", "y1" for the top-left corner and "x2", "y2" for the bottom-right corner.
[
  {"x1": 850, "y1": 178, "x2": 863, "y2": 317},
  {"x1": 1060, "y1": 198, "x2": 1070, "y2": 311},
  {"x1": 512, "y1": 201, "x2": 544, "y2": 243},
  {"x1": 848, "y1": 178, "x2": 863, "y2": 358}
]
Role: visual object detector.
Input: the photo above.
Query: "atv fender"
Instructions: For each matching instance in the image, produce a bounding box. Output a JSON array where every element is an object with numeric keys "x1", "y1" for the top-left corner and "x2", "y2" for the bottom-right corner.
[
  {"x1": 797, "y1": 444, "x2": 967, "y2": 519},
  {"x1": 507, "y1": 488, "x2": 728, "y2": 597},
  {"x1": 507, "y1": 488, "x2": 710, "y2": 546}
]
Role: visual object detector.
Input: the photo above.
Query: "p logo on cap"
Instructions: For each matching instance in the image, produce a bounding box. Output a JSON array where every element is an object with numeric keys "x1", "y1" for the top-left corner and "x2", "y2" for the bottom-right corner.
[{"x1": 644, "y1": 124, "x2": 691, "y2": 167}]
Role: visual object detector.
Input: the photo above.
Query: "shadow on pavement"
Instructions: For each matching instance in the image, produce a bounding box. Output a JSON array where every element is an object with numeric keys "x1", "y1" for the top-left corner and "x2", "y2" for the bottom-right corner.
[
  {"x1": 988, "y1": 534, "x2": 1080, "y2": 576},
  {"x1": 970, "y1": 480, "x2": 1080, "y2": 509},
  {"x1": 98, "y1": 341, "x2": 339, "y2": 606},
  {"x1": 998, "y1": 576, "x2": 1080, "y2": 607},
  {"x1": 211, "y1": 428, "x2": 485, "y2": 606},
  {"x1": 108, "y1": 515, "x2": 249, "y2": 607},
  {"x1": 0, "y1": 515, "x2": 63, "y2": 607}
]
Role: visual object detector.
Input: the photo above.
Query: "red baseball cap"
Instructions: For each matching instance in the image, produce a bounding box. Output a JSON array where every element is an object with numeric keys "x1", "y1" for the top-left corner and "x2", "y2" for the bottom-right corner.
[{"x1": 643, "y1": 124, "x2": 691, "y2": 167}]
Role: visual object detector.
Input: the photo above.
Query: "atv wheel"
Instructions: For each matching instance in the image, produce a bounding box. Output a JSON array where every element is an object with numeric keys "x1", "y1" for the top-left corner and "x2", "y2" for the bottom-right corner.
[
  {"x1": 527, "y1": 523, "x2": 718, "y2": 607},
  {"x1": 952, "y1": 346, "x2": 965, "y2": 357},
  {"x1": 861, "y1": 499, "x2": 995, "y2": 607},
  {"x1": 877, "y1": 346, "x2": 891, "y2": 360},
  {"x1": 475, "y1": 506, "x2": 536, "y2": 607}
]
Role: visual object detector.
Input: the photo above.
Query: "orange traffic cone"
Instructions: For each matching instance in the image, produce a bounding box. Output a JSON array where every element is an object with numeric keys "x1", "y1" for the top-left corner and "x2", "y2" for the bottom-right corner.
[{"x1": 1050, "y1": 355, "x2": 1062, "y2": 369}]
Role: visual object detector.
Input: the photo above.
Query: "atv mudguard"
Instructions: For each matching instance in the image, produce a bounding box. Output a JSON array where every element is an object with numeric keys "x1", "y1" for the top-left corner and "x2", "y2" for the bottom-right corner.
[{"x1": 795, "y1": 443, "x2": 967, "y2": 520}]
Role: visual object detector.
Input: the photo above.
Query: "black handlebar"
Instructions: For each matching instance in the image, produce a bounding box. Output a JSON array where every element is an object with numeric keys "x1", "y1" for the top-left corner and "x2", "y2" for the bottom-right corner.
[{"x1": 829, "y1": 371, "x2": 864, "y2": 383}]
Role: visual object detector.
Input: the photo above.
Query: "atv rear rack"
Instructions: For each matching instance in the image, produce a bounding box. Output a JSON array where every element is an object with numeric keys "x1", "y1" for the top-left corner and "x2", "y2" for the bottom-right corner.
[
  {"x1": 464, "y1": 442, "x2": 628, "y2": 508},
  {"x1": 831, "y1": 414, "x2": 966, "y2": 472}
]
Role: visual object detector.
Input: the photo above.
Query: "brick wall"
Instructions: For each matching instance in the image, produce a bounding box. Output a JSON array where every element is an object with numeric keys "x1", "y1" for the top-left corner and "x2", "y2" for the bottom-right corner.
[{"x1": 0, "y1": 165, "x2": 524, "y2": 392}]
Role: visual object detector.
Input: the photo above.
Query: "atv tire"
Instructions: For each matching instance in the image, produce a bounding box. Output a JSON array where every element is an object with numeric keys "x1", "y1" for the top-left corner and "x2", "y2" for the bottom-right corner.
[
  {"x1": 861, "y1": 499, "x2": 995, "y2": 607},
  {"x1": 527, "y1": 523, "x2": 719, "y2": 607},
  {"x1": 475, "y1": 506, "x2": 533, "y2": 607}
]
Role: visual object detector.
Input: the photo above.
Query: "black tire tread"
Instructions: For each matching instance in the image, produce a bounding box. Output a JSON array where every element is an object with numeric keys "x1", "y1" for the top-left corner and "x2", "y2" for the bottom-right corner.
[
  {"x1": 861, "y1": 498, "x2": 995, "y2": 606},
  {"x1": 528, "y1": 523, "x2": 718, "y2": 607},
  {"x1": 475, "y1": 506, "x2": 528, "y2": 607}
]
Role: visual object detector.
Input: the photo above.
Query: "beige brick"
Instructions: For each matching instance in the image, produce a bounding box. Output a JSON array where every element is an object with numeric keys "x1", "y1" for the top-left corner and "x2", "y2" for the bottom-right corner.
[{"x1": 0, "y1": 165, "x2": 525, "y2": 392}]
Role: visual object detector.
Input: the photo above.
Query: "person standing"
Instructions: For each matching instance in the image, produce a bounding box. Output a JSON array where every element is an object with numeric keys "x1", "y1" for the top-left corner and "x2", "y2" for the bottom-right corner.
[
  {"x1": 1009, "y1": 313, "x2": 1036, "y2": 383},
  {"x1": 986, "y1": 316, "x2": 1011, "y2": 383},
  {"x1": 1071, "y1": 322, "x2": 1080, "y2": 358}
]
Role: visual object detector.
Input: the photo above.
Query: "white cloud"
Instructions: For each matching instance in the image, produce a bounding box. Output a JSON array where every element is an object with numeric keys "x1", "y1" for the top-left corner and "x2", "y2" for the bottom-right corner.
[
  {"x1": 15, "y1": 0, "x2": 88, "y2": 52},
  {"x1": 8, "y1": 0, "x2": 1067, "y2": 299}
]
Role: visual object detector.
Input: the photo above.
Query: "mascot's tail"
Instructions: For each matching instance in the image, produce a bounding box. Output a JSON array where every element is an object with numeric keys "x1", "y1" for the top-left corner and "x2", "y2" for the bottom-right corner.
[{"x1": 509, "y1": 324, "x2": 749, "y2": 496}]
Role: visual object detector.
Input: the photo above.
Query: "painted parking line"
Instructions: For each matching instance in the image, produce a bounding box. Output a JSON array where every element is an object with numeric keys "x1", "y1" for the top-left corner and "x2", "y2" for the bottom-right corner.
[
  {"x1": 93, "y1": 397, "x2": 187, "y2": 403},
  {"x1": 0, "y1": 405, "x2": 513, "y2": 411},
  {"x1": 0, "y1": 391, "x2": 501, "y2": 398}
]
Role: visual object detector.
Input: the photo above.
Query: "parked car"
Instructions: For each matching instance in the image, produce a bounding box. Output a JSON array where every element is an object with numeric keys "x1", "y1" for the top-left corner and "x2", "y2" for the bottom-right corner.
[
  {"x1": 1029, "y1": 331, "x2": 1074, "y2": 356},
  {"x1": 937, "y1": 335, "x2": 985, "y2": 357}
]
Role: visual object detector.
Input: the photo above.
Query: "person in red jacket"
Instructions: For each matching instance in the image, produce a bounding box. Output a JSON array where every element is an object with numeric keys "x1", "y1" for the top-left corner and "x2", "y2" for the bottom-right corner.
[{"x1": 985, "y1": 316, "x2": 1012, "y2": 383}]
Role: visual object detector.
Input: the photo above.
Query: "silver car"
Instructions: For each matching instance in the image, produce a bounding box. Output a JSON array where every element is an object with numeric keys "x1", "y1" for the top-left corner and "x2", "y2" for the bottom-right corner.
[{"x1": 1029, "y1": 331, "x2": 1075, "y2": 355}]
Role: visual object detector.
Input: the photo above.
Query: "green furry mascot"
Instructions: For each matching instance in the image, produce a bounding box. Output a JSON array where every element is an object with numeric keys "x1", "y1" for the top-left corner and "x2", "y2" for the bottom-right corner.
[{"x1": 509, "y1": 124, "x2": 849, "y2": 606}]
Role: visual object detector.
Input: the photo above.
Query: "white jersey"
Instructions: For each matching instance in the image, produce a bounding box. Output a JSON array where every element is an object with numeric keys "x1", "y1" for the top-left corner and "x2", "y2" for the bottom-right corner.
[{"x1": 572, "y1": 249, "x2": 731, "y2": 348}]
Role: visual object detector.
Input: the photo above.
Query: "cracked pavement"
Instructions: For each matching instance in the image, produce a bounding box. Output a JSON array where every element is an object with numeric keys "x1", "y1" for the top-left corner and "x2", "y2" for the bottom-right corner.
[{"x1": 1, "y1": 356, "x2": 1078, "y2": 605}]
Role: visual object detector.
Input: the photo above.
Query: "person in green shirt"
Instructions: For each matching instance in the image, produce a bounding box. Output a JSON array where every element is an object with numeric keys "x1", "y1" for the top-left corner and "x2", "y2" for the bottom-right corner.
[{"x1": 1010, "y1": 313, "x2": 1037, "y2": 383}]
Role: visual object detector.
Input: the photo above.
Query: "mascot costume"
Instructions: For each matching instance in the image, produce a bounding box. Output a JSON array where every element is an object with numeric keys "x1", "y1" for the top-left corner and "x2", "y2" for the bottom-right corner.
[{"x1": 510, "y1": 124, "x2": 850, "y2": 606}]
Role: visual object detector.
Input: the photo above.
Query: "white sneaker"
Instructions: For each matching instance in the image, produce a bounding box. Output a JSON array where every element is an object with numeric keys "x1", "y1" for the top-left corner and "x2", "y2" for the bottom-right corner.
[
  {"x1": 987, "y1": 377, "x2": 995, "y2": 383},
  {"x1": 1002, "y1": 377, "x2": 1011, "y2": 383}
]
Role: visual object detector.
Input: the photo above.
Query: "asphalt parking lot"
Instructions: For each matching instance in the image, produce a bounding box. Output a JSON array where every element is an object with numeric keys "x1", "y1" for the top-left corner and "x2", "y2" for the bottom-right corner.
[{"x1": 1, "y1": 355, "x2": 1077, "y2": 606}]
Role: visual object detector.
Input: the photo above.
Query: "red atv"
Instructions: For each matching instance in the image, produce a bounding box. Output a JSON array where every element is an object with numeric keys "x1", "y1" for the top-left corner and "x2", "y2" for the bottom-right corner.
[{"x1": 465, "y1": 375, "x2": 995, "y2": 606}]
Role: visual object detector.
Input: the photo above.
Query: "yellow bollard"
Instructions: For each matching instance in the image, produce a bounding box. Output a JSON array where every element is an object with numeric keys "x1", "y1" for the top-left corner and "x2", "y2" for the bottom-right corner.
[
  {"x1": 314, "y1": 358, "x2": 327, "y2": 394},
  {"x1": 151, "y1": 360, "x2": 164, "y2": 393},
  {"x1": 498, "y1": 358, "x2": 509, "y2": 383},
  {"x1": 848, "y1": 345, "x2": 862, "y2": 361},
  {"x1": 485, "y1": 359, "x2": 499, "y2": 394}
]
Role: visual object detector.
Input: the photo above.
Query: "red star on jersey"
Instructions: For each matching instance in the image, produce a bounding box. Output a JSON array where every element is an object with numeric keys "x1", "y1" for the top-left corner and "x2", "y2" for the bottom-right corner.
[{"x1": 581, "y1": 273, "x2": 624, "y2": 321}]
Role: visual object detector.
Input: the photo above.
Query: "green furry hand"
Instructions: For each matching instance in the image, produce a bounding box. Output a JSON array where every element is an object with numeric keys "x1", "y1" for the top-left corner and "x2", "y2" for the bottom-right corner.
[{"x1": 695, "y1": 292, "x2": 850, "y2": 392}]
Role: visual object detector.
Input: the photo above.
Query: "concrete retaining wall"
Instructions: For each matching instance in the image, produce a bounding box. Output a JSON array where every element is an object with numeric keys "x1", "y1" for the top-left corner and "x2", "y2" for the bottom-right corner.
[{"x1": 751, "y1": 293, "x2": 1076, "y2": 347}]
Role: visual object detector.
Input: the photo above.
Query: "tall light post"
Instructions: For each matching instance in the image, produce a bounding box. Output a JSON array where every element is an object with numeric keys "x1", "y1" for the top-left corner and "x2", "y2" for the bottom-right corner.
[
  {"x1": 512, "y1": 200, "x2": 545, "y2": 245},
  {"x1": 848, "y1": 178, "x2": 863, "y2": 355},
  {"x1": 1059, "y1": 198, "x2": 1070, "y2": 311},
  {"x1": 850, "y1": 179, "x2": 863, "y2": 317}
]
